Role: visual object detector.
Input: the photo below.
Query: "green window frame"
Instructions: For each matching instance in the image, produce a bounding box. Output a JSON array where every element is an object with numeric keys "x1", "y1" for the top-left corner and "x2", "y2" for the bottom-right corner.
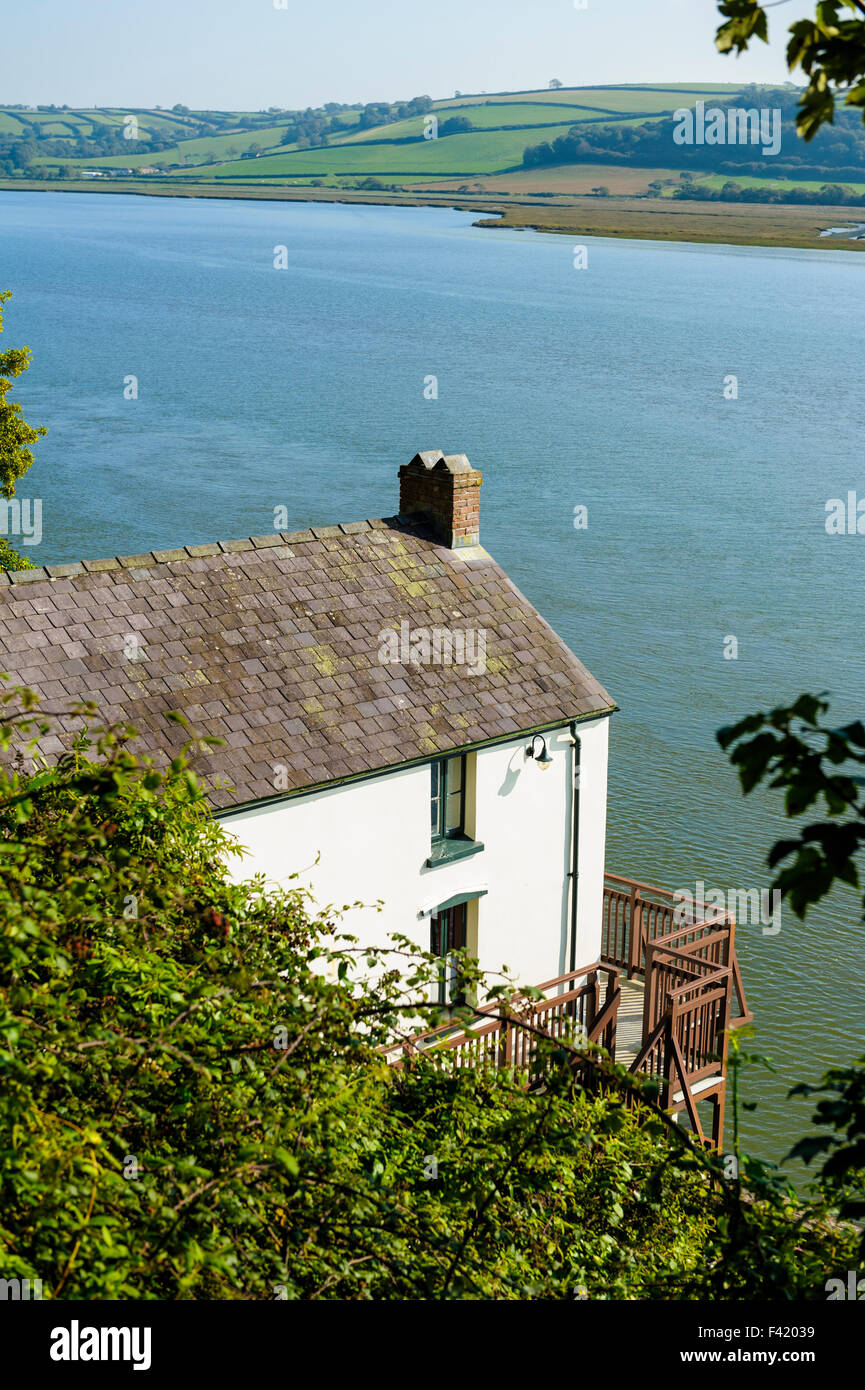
[
  {"x1": 430, "y1": 900, "x2": 468, "y2": 1006},
  {"x1": 430, "y1": 754, "x2": 466, "y2": 843}
]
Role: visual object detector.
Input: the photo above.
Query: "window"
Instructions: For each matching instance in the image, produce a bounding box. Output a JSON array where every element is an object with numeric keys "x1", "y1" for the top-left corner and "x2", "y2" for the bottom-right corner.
[
  {"x1": 427, "y1": 753, "x2": 484, "y2": 867},
  {"x1": 430, "y1": 901, "x2": 467, "y2": 1005},
  {"x1": 431, "y1": 754, "x2": 465, "y2": 842}
]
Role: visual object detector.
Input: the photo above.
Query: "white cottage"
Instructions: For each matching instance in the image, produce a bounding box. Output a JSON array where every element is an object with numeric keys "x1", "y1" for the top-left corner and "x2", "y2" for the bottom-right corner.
[
  {"x1": 219, "y1": 452, "x2": 616, "y2": 992},
  {"x1": 0, "y1": 450, "x2": 750, "y2": 1144},
  {"x1": 0, "y1": 451, "x2": 615, "y2": 994}
]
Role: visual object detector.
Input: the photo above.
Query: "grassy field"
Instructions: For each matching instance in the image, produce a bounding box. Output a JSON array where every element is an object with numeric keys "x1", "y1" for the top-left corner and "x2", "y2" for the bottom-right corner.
[
  {"x1": 404, "y1": 165, "x2": 687, "y2": 196},
  {"x1": 432, "y1": 83, "x2": 747, "y2": 113},
  {"x1": 338, "y1": 102, "x2": 657, "y2": 142},
  {"x1": 4, "y1": 106, "x2": 204, "y2": 144},
  {"x1": 33, "y1": 125, "x2": 294, "y2": 170},
  {"x1": 174, "y1": 124, "x2": 584, "y2": 179},
  {"x1": 9, "y1": 85, "x2": 743, "y2": 185},
  {"x1": 694, "y1": 171, "x2": 865, "y2": 195}
]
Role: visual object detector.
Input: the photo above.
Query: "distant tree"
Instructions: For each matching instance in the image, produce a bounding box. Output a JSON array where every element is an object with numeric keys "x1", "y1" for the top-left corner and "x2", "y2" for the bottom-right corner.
[
  {"x1": 820, "y1": 181, "x2": 852, "y2": 201},
  {"x1": 591, "y1": 185, "x2": 611, "y2": 196},
  {"x1": 171, "y1": 103, "x2": 190, "y2": 115},
  {"x1": 10, "y1": 142, "x2": 36, "y2": 171},
  {"x1": 680, "y1": 170, "x2": 695, "y2": 182},
  {"x1": 440, "y1": 116, "x2": 473, "y2": 135},
  {"x1": 0, "y1": 290, "x2": 46, "y2": 570},
  {"x1": 549, "y1": 79, "x2": 563, "y2": 90},
  {"x1": 358, "y1": 103, "x2": 392, "y2": 130}
]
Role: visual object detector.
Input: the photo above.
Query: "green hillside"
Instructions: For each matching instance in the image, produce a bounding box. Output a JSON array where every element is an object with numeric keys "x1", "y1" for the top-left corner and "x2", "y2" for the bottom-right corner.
[
  {"x1": 0, "y1": 86, "x2": 746, "y2": 190},
  {"x1": 181, "y1": 124, "x2": 586, "y2": 180}
]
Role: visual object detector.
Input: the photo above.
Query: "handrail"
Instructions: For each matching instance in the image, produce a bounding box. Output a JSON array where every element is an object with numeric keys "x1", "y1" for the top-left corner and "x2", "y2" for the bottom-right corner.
[
  {"x1": 536, "y1": 960, "x2": 610, "y2": 991},
  {"x1": 650, "y1": 942, "x2": 729, "y2": 971},
  {"x1": 381, "y1": 963, "x2": 621, "y2": 1078},
  {"x1": 650, "y1": 921, "x2": 732, "y2": 952},
  {"x1": 665, "y1": 967, "x2": 731, "y2": 1001},
  {"x1": 605, "y1": 871, "x2": 680, "y2": 897},
  {"x1": 378, "y1": 868, "x2": 750, "y2": 1152},
  {"x1": 603, "y1": 872, "x2": 751, "y2": 1030}
]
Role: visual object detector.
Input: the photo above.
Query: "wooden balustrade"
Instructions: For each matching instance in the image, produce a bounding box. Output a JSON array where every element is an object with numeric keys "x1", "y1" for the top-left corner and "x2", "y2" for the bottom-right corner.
[
  {"x1": 379, "y1": 870, "x2": 752, "y2": 1151},
  {"x1": 603, "y1": 871, "x2": 753, "y2": 1028},
  {"x1": 383, "y1": 961, "x2": 621, "y2": 1088}
]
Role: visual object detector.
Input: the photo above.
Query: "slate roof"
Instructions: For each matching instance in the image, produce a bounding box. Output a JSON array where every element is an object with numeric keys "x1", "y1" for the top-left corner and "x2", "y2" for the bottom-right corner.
[{"x1": 0, "y1": 518, "x2": 616, "y2": 810}]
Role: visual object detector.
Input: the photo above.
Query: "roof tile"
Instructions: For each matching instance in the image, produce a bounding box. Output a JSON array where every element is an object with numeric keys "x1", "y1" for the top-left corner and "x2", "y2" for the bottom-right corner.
[{"x1": 0, "y1": 522, "x2": 615, "y2": 807}]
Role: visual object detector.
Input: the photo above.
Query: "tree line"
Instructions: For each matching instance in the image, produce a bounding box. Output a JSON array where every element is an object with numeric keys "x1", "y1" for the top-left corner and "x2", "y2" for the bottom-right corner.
[{"x1": 522, "y1": 87, "x2": 865, "y2": 183}]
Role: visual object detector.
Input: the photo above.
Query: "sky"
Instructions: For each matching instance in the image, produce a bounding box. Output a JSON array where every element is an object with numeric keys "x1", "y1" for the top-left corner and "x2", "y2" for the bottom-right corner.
[{"x1": 4, "y1": 0, "x2": 818, "y2": 110}]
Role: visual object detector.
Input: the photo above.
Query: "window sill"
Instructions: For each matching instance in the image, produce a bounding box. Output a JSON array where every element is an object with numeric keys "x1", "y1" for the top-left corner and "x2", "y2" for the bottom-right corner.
[{"x1": 426, "y1": 837, "x2": 485, "y2": 868}]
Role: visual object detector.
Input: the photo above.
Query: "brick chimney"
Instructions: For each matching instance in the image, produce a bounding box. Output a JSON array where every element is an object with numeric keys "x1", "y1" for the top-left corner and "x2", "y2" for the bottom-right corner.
[{"x1": 398, "y1": 450, "x2": 482, "y2": 549}]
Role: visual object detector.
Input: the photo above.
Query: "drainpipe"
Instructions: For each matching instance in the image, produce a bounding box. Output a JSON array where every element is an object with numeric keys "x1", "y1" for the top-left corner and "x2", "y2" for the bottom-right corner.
[{"x1": 568, "y1": 722, "x2": 581, "y2": 977}]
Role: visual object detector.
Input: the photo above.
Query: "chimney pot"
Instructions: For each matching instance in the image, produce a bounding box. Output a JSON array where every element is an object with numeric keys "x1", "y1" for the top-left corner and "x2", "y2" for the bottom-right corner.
[{"x1": 398, "y1": 450, "x2": 482, "y2": 548}]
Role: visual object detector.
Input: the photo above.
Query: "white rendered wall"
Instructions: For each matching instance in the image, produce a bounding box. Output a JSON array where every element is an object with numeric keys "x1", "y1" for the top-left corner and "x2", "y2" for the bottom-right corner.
[{"x1": 219, "y1": 718, "x2": 610, "y2": 988}]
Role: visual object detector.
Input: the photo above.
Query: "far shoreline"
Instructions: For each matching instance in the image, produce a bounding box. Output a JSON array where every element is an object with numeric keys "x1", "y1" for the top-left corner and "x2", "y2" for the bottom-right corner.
[{"x1": 3, "y1": 178, "x2": 865, "y2": 255}]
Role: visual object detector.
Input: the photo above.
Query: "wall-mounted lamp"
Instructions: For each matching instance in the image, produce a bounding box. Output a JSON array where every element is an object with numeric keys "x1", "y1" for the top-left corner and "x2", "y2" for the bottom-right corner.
[{"x1": 526, "y1": 733, "x2": 553, "y2": 770}]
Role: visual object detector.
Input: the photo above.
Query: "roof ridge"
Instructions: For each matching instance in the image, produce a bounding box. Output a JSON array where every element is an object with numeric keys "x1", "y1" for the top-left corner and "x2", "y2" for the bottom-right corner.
[{"x1": 0, "y1": 517, "x2": 401, "y2": 586}]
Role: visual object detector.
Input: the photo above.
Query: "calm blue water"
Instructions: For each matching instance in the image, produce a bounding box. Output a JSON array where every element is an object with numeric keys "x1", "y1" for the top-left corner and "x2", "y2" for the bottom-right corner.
[{"x1": 2, "y1": 189, "x2": 864, "y2": 1168}]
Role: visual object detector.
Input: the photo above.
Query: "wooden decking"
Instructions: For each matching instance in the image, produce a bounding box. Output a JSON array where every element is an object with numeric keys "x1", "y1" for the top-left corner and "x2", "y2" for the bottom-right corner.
[
  {"x1": 602, "y1": 872, "x2": 752, "y2": 1146},
  {"x1": 614, "y1": 974, "x2": 646, "y2": 1069},
  {"x1": 384, "y1": 871, "x2": 752, "y2": 1150}
]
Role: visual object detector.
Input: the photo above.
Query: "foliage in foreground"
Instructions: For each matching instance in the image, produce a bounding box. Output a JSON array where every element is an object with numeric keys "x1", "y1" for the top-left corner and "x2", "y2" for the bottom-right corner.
[
  {"x1": 719, "y1": 692, "x2": 865, "y2": 1232},
  {"x1": 0, "y1": 689, "x2": 860, "y2": 1300},
  {"x1": 716, "y1": 1, "x2": 865, "y2": 140}
]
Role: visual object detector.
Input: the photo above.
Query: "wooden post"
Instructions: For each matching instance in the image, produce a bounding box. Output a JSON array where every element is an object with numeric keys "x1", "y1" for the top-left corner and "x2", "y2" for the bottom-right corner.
[
  {"x1": 712, "y1": 1090, "x2": 726, "y2": 1151},
  {"x1": 642, "y1": 942, "x2": 656, "y2": 1043},
  {"x1": 627, "y1": 883, "x2": 643, "y2": 978},
  {"x1": 586, "y1": 969, "x2": 600, "y2": 1033}
]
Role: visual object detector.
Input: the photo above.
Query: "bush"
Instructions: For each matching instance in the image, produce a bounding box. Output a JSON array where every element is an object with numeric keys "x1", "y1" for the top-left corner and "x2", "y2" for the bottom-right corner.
[{"x1": 0, "y1": 691, "x2": 860, "y2": 1299}]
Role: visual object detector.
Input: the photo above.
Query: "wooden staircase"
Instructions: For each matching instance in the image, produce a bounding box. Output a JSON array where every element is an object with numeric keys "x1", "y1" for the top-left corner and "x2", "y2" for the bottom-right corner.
[{"x1": 381, "y1": 872, "x2": 752, "y2": 1150}]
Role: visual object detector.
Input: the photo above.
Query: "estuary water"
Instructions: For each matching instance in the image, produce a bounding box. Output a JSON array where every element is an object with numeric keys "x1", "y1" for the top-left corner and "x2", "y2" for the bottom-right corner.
[{"x1": 1, "y1": 189, "x2": 863, "y2": 1167}]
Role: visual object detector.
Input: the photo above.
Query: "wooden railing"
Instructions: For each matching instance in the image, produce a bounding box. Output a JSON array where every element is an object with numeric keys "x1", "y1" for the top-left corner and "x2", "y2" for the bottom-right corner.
[
  {"x1": 630, "y1": 940, "x2": 734, "y2": 1146},
  {"x1": 603, "y1": 871, "x2": 752, "y2": 1028},
  {"x1": 380, "y1": 871, "x2": 752, "y2": 1150},
  {"x1": 613, "y1": 891, "x2": 746, "y2": 1147},
  {"x1": 381, "y1": 961, "x2": 621, "y2": 1087}
]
